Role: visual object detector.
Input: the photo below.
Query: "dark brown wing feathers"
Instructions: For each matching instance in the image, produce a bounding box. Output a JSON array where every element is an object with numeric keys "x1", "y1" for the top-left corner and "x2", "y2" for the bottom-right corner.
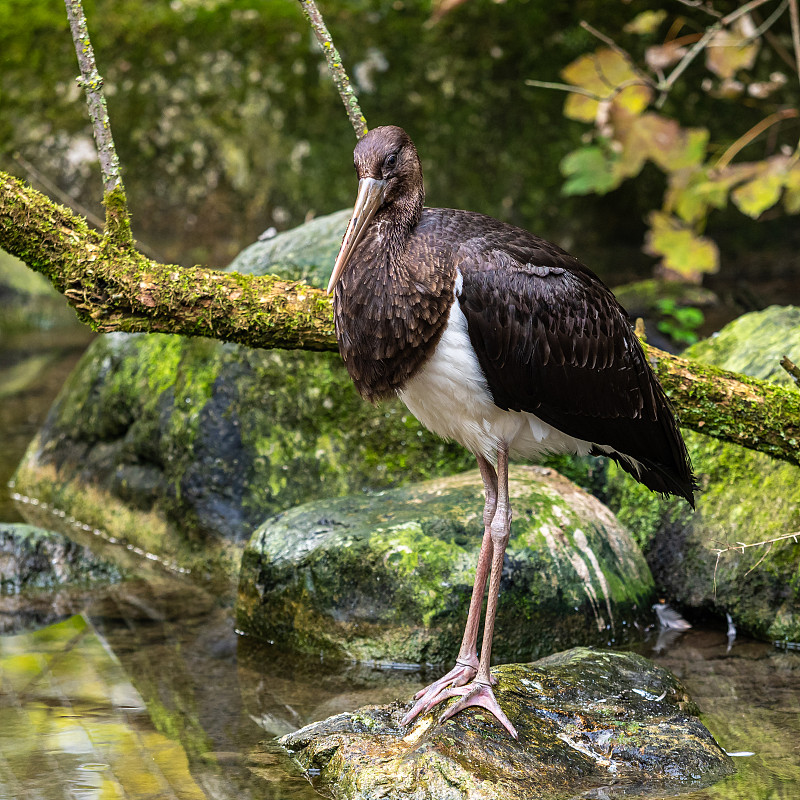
[{"x1": 444, "y1": 211, "x2": 695, "y2": 505}]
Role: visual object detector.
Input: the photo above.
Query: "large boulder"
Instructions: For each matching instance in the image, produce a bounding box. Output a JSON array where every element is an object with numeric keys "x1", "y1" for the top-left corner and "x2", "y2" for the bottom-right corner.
[
  {"x1": 607, "y1": 305, "x2": 800, "y2": 642},
  {"x1": 280, "y1": 647, "x2": 734, "y2": 800},
  {"x1": 12, "y1": 212, "x2": 471, "y2": 575},
  {"x1": 236, "y1": 466, "x2": 655, "y2": 665}
]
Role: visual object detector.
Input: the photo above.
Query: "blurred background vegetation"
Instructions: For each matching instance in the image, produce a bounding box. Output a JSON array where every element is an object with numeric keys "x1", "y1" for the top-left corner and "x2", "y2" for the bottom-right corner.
[{"x1": 1, "y1": 0, "x2": 799, "y2": 304}]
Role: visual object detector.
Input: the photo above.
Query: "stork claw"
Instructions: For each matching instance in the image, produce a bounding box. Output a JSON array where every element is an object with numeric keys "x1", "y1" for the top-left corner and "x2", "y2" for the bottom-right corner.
[
  {"x1": 401, "y1": 658, "x2": 480, "y2": 727},
  {"x1": 438, "y1": 681, "x2": 518, "y2": 740}
]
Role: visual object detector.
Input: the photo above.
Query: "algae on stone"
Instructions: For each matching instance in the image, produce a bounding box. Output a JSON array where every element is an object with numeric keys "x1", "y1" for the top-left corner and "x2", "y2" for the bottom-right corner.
[
  {"x1": 280, "y1": 647, "x2": 733, "y2": 800},
  {"x1": 237, "y1": 466, "x2": 655, "y2": 665},
  {"x1": 606, "y1": 305, "x2": 800, "y2": 642}
]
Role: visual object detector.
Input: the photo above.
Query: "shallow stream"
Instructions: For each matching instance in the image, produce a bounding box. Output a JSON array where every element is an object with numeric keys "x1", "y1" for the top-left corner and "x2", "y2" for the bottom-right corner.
[{"x1": 2, "y1": 332, "x2": 800, "y2": 800}]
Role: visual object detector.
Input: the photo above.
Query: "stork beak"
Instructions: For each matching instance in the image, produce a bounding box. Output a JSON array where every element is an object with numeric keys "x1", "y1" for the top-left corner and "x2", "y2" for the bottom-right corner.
[{"x1": 327, "y1": 177, "x2": 387, "y2": 294}]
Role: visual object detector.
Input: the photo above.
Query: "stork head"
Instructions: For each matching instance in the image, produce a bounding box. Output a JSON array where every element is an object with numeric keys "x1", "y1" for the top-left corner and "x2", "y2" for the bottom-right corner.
[{"x1": 327, "y1": 126, "x2": 424, "y2": 294}]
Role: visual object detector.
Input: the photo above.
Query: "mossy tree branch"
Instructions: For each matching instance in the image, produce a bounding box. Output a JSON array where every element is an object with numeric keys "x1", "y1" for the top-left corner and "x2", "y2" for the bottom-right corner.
[
  {"x1": 3, "y1": 168, "x2": 800, "y2": 470},
  {"x1": 298, "y1": 0, "x2": 367, "y2": 139},
  {"x1": 0, "y1": 171, "x2": 333, "y2": 351}
]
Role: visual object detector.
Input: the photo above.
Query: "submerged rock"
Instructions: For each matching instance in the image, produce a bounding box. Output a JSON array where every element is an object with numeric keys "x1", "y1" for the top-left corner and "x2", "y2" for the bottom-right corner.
[
  {"x1": 237, "y1": 466, "x2": 655, "y2": 665},
  {"x1": 607, "y1": 305, "x2": 800, "y2": 642},
  {"x1": 281, "y1": 647, "x2": 734, "y2": 800}
]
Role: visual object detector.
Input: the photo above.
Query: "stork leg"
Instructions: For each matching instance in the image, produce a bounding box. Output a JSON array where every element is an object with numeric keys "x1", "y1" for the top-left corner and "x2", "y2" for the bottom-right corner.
[
  {"x1": 437, "y1": 443, "x2": 518, "y2": 739},
  {"x1": 400, "y1": 455, "x2": 497, "y2": 727}
]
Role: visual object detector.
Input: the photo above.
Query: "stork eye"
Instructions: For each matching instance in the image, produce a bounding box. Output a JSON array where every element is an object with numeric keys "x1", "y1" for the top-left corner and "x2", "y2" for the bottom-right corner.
[{"x1": 385, "y1": 153, "x2": 398, "y2": 169}]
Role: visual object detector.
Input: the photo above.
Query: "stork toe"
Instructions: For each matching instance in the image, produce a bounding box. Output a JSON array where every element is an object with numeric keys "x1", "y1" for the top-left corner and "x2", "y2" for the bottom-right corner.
[
  {"x1": 401, "y1": 660, "x2": 478, "y2": 726},
  {"x1": 438, "y1": 681, "x2": 518, "y2": 740}
]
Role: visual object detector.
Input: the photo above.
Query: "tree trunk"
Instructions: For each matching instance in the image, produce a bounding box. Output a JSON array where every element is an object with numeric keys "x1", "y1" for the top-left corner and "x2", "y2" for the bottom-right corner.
[{"x1": 2, "y1": 169, "x2": 799, "y2": 468}]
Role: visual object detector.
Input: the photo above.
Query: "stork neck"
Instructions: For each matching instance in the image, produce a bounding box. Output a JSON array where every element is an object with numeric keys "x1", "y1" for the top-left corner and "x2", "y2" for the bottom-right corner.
[{"x1": 374, "y1": 186, "x2": 424, "y2": 264}]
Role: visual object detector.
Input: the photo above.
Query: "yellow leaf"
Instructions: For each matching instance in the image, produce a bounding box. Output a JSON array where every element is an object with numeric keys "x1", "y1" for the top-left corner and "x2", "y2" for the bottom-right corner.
[
  {"x1": 782, "y1": 162, "x2": 800, "y2": 214},
  {"x1": 561, "y1": 48, "x2": 652, "y2": 122},
  {"x1": 624, "y1": 10, "x2": 667, "y2": 35},
  {"x1": 705, "y1": 22, "x2": 760, "y2": 79},
  {"x1": 731, "y1": 165, "x2": 785, "y2": 218},
  {"x1": 644, "y1": 211, "x2": 719, "y2": 278}
]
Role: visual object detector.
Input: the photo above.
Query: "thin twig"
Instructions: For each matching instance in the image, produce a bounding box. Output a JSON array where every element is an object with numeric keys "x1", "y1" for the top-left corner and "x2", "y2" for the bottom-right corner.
[
  {"x1": 744, "y1": 540, "x2": 773, "y2": 576},
  {"x1": 711, "y1": 530, "x2": 800, "y2": 556},
  {"x1": 657, "y1": 22, "x2": 721, "y2": 104},
  {"x1": 297, "y1": 0, "x2": 367, "y2": 139},
  {"x1": 12, "y1": 153, "x2": 104, "y2": 230},
  {"x1": 10, "y1": 153, "x2": 163, "y2": 262},
  {"x1": 721, "y1": 0, "x2": 777, "y2": 27},
  {"x1": 781, "y1": 355, "x2": 800, "y2": 387},
  {"x1": 656, "y1": 0, "x2": 776, "y2": 107},
  {"x1": 675, "y1": 0, "x2": 723, "y2": 19},
  {"x1": 63, "y1": 1, "x2": 122, "y2": 195},
  {"x1": 750, "y1": 0, "x2": 790, "y2": 41},
  {"x1": 763, "y1": 24, "x2": 799, "y2": 69},
  {"x1": 525, "y1": 77, "x2": 654, "y2": 101},
  {"x1": 580, "y1": 20, "x2": 634, "y2": 62},
  {"x1": 63, "y1": 0, "x2": 132, "y2": 245},
  {"x1": 789, "y1": 0, "x2": 800, "y2": 87},
  {"x1": 715, "y1": 108, "x2": 799, "y2": 168},
  {"x1": 711, "y1": 529, "x2": 800, "y2": 598}
]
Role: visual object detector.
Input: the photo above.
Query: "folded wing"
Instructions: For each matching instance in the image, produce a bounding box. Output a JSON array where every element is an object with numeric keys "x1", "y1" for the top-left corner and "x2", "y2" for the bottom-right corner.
[{"x1": 455, "y1": 232, "x2": 695, "y2": 505}]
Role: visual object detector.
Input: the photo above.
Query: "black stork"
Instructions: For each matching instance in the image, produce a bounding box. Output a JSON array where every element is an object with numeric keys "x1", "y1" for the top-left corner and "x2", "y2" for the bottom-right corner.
[{"x1": 327, "y1": 125, "x2": 694, "y2": 739}]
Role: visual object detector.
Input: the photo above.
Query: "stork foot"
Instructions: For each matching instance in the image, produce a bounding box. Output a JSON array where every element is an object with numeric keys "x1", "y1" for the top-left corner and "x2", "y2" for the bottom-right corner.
[
  {"x1": 438, "y1": 681, "x2": 518, "y2": 740},
  {"x1": 400, "y1": 657, "x2": 484, "y2": 726}
]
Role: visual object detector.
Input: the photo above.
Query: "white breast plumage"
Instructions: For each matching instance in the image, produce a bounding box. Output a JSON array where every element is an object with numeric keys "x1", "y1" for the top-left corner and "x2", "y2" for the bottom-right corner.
[{"x1": 398, "y1": 274, "x2": 593, "y2": 462}]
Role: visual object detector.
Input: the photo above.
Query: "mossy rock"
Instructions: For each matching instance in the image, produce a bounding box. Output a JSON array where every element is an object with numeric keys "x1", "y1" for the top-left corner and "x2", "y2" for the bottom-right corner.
[
  {"x1": 225, "y1": 208, "x2": 351, "y2": 286},
  {"x1": 237, "y1": 466, "x2": 655, "y2": 665},
  {"x1": 280, "y1": 647, "x2": 733, "y2": 800},
  {"x1": 606, "y1": 305, "x2": 800, "y2": 641},
  {"x1": 12, "y1": 214, "x2": 471, "y2": 576}
]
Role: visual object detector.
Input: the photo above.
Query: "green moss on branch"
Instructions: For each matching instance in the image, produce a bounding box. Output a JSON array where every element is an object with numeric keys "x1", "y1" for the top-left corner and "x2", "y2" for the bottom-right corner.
[{"x1": 1, "y1": 170, "x2": 335, "y2": 351}]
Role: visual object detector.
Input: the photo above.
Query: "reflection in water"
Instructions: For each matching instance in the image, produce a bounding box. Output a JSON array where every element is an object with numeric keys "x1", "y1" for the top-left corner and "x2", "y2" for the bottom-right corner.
[{"x1": 1, "y1": 576, "x2": 800, "y2": 799}]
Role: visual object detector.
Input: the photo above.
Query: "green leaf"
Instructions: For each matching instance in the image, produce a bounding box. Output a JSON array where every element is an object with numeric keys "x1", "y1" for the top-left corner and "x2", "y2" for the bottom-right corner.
[{"x1": 560, "y1": 146, "x2": 621, "y2": 195}]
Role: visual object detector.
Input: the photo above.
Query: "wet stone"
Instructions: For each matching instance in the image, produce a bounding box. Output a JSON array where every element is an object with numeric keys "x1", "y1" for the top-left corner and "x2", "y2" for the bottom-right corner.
[
  {"x1": 237, "y1": 466, "x2": 655, "y2": 665},
  {"x1": 280, "y1": 647, "x2": 734, "y2": 800}
]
